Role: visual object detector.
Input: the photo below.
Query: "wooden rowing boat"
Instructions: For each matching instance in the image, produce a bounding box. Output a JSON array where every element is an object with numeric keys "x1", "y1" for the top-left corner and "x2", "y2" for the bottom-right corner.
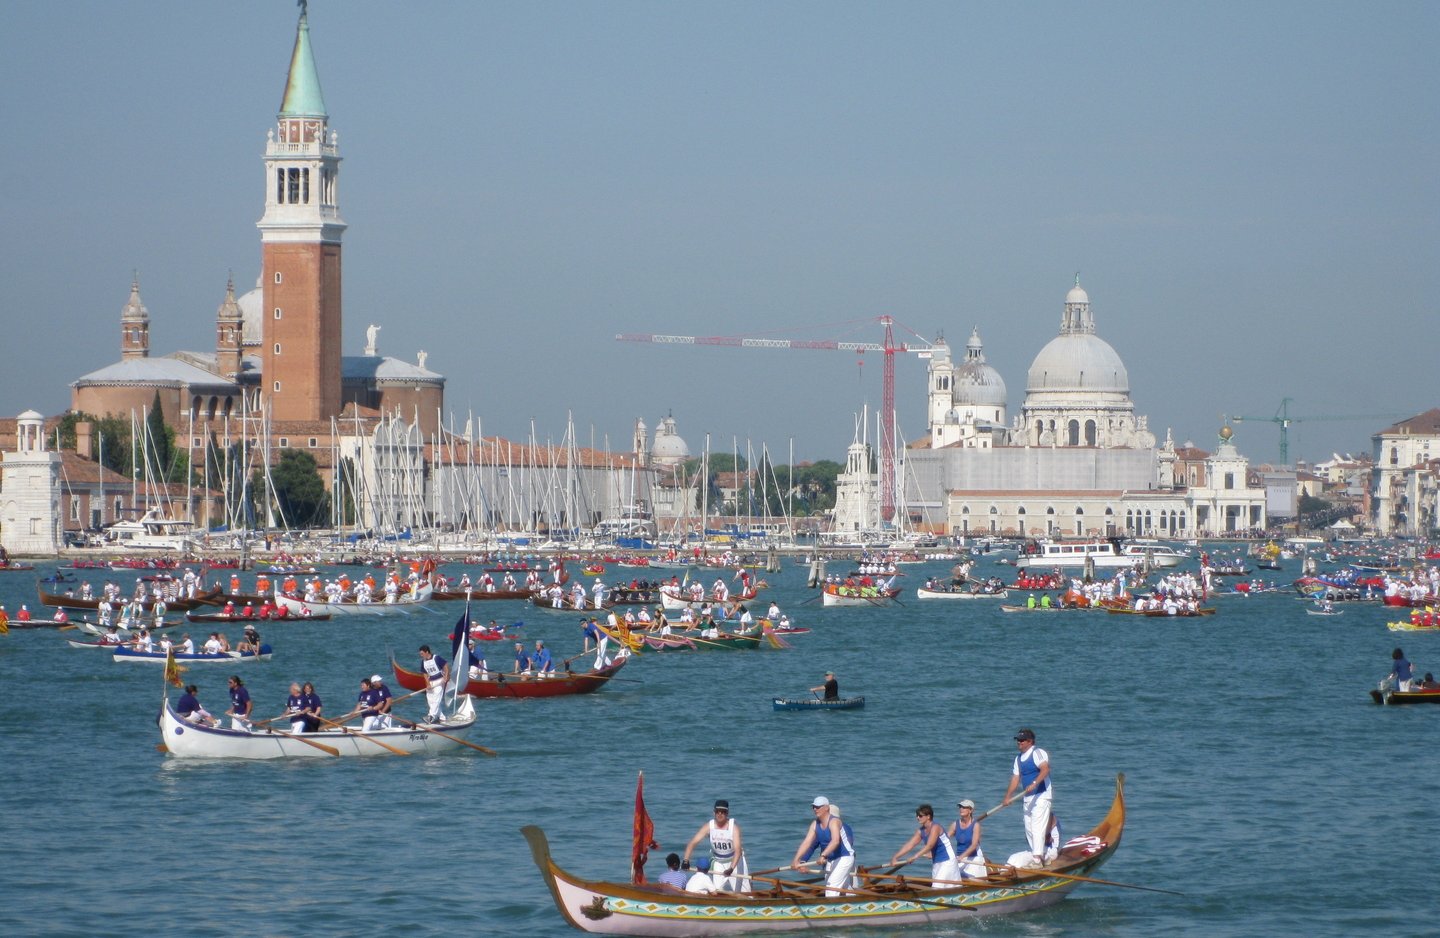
[
  {"x1": 37, "y1": 585, "x2": 223, "y2": 612},
  {"x1": 820, "y1": 585, "x2": 902, "y2": 607},
  {"x1": 390, "y1": 656, "x2": 629, "y2": 698},
  {"x1": 185, "y1": 611, "x2": 333, "y2": 623},
  {"x1": 159, "y1": 694, "x2": 478, "y2": 758},
  {"x1": 772, "y1": 696, "x2": 864, "y2": 711},
  {"x1": 916, "y1": 586, "x2": 1009, "y2": 601},
  {"x1": 431, "y1": 588, "x2": 536, "y2": 601},
  {"x1": 524, "y1": 775, "x2": 1126, "y2": 935},
  {"x1": 639, "y1": 624, "x2": 764, "y2": 651},
  {"x1": 531, "y1": 595, "x2": 616, "y2": 613}
]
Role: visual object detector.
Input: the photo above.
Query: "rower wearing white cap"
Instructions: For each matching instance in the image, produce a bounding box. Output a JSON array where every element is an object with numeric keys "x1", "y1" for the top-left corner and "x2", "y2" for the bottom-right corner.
[
  {"x1": 791, "y1": 796, "x2": 855, "y2": 896},
  {"x1": 950, "y1": 799, "x2": 987, "y2": 879}
]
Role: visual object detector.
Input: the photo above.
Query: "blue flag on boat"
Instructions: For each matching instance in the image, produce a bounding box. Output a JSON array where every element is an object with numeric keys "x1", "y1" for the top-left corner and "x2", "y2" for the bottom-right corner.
[{"x1": 447, "y1": 602, "x2": 470, "y2": 706}]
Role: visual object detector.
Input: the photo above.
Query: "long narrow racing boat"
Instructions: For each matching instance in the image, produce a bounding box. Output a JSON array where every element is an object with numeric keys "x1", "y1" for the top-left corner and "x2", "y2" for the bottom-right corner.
[
  {"x1": 524, "y1": 775, "x2": 1125, "y2": 935},
  {"x1": 274, "y1": 584, "x2": 433, "y2": 617},
  {"x1": 820, "y1": 584, "x2": 903, "y2": 607},
  {"x1": 390, "y1": 656, "x2": 629, "y2": 698},
  {"x1": 38, "y1": 585, "x2": 223, "y2": 612},
  {"x1": 114, "y1": 644, "x2": 273, "y2": 663},
  {"x1": 159, "y1": 694, "x2": 478, "y2": 758}
]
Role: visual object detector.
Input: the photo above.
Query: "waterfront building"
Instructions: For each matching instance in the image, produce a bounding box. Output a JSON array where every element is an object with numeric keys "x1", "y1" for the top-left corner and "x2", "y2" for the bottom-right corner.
[
  {"x1": 1370, "y1": 408, "x2": 1440, "y2": 536},
  {"x1": 1, "y1": 411, "x2": 63, "y2": 555}
]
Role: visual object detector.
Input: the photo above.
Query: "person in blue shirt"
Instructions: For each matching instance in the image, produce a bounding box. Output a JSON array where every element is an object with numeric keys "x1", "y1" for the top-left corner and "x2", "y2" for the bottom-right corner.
[
  {"x1": 513, "y1": 641, "x2": 532, "y2": 676},
  {"x1": 368, "y1": 674, "x2": 394, "y2": 730},
  {"x1": 656, "y1": 853, "x2": 689, "y2": 890},
  {"x1": 533, "y1": 640, "x2": 554, "y2": 678},
  {"x1": 1389, "y1": 647, "x2": 1415, "y2": 692},
  {"x1": 791, "y1": 796, "x2": 855, "y2": 896},
  {"x1": 175, "y1": 684, "x2": 217, "y2": 726},
  {"x1": 224, "y1": 675, "x2": 253, "y2": 731},
  {"x1": 298, "y1": 681, "x2": 323, "y2": 732},
  {"x1": 1003, "y1": 728, "x2": 1052, "y2": 865},
  {"x1": 889, "y1": 804, "x2": 958, "y2": 887}
]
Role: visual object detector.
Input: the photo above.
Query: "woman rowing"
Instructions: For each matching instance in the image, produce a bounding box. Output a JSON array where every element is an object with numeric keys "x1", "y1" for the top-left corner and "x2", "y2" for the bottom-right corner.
[{"x1": 888, "y1": 804, "x2": 958, "y2": 887}]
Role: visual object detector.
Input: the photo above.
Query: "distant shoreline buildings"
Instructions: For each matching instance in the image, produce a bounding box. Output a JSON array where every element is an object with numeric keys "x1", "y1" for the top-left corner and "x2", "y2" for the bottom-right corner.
[{"x1": 1, "y1": 8, "x2": 1435, "y2": 552}]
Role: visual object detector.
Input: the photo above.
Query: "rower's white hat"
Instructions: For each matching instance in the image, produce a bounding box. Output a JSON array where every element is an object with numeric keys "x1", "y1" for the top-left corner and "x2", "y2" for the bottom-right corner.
[
  {"x1": 811, "y1": 796, "x2": 829, "y2": 808},
  {"x1": 370, "y1": 673, "x2": 384, "y2": 684}
]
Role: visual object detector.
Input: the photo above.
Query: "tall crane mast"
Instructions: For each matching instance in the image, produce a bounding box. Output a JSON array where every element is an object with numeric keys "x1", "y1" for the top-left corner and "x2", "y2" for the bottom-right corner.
[
  {"x1": 617, "y1": 316, "x2": 936, "y2": 524},
  {"x1": 1225, "y1": 397, "x2": 1406, "y2": 466}
]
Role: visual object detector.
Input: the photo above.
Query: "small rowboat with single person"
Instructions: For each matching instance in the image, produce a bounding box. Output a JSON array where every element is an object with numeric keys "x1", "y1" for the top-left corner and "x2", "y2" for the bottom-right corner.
[
  {"x1": 524, "y1": 775, "x2": 1126, "y2": 935},
  {"x1": 390, "y1": 656, "x2": 629, "y2": 699},
  {"x1": 1306, "y1": 608, "x2": 1345, "y2": 617},
  {"x1": 158, "y1": 694, "x2": 479, "y2": 758},
  {"x1": 113, "y1": 644, "x2": 274, "y2": 663},
  {"x1": 772, "y1": 695, "x2": 864, "y2": 711}
]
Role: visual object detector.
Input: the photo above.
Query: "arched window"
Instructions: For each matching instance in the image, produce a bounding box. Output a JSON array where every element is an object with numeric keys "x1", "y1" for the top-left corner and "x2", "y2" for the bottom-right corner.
[
  {"x1": 1085, "y1": 420, "x2": 1097, "y2": 446},
  {"x1": 1067, "y1": 420, "x2": 1080, "y2": 446}
]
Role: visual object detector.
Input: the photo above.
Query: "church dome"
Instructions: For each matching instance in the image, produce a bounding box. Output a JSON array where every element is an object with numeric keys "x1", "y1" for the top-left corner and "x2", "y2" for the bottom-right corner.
[
  {"x1": 236, "y1": 275, "x2": 265, "y2": 346},
  {"x1": 1026, "y1": 281, "x2": 1129, "y2": 394},
  {"x1": 1026, "y1": 333, "x2": 1129, "y2": 393},
  {"x1": 650, "y1": 415, "x2": 690, "y2": 465},
  {"x1": 953, "y1": 329, "x2": 1006, "y2": 407}
]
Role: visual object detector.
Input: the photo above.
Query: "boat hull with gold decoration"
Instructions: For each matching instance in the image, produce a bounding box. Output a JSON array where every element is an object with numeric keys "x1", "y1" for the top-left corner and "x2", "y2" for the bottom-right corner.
[{"x1": 523, "y1": 775, "x2": 1126, "y2": 935}]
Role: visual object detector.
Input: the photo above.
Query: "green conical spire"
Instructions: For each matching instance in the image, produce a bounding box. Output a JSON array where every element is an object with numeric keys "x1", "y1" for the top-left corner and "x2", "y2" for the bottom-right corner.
[{"x1": 279, "y1": 7, "x2": 327, "y2": 119}]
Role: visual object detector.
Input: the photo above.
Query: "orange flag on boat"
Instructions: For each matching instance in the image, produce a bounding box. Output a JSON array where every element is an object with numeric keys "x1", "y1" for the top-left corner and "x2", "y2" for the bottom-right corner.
[
  {"x1": 631, "y1": 770, "x2": 659, "y2": 884},
  {"x1": 164, "y1": 647, "x2": 186, "y2": 688}
]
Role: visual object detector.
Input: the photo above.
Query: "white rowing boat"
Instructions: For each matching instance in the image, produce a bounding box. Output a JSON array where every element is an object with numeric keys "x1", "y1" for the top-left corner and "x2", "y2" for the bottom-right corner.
[
  {"x1": 273, "y1": 583, "x2": 433, "y2": 617},
  {"x1": 159, "y1": 695, "x2": 478, "y2": 758}
]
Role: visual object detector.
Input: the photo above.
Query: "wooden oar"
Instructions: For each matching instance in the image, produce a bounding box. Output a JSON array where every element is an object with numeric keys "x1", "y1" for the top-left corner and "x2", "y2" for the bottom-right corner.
[
  {"x1": 313, "y1": 715, "x2": 411, "y2": 756},
  {"x1": 743, "y1": 872, "x2": 975, "y2": 911},
  {"x1": 255, "y1": 724, "x2": 341, "y2": 757},
  {"x1": 386, "y1": 712, "x2": 497, "y2": 756}
]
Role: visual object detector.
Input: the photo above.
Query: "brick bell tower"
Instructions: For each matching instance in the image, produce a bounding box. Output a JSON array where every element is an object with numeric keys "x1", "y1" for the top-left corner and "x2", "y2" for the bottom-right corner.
[{"x1": 257, "y1": 4, "x2": 345, "y2": 421}]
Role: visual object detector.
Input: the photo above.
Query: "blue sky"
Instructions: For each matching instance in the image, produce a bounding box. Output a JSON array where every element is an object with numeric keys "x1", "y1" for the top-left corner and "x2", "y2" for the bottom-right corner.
[{"x1": 3, "y1": 1, "x2": 1434, "y2": 466}]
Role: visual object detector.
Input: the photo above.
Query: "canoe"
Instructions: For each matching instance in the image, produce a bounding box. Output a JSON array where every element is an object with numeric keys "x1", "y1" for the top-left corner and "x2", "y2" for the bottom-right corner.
[
  {"x1": 1141, "y1": 608, "x2": 1216, "y2": 617},
  {"x1": 820, "y1": 586, "x2": 902, "y2": 607},
  {"x1": 524, "y1": 775, "x2": 1126, "y2": 935},
  {"x1": 773, "y1": 696, "x2": 864, "y2": 711},
  {"x1": 38, "y1": 585, "x2": 224, "y2": 612},
  {"x1": 67, "y1": 639, "x2": 126, "y2": 649},
  {"x1": 916, "y1": 586, "x2": 1009, "y2": 601},
  {"x1": 2, "y1": 617, "x2": 78, "y2": 629},
  {"x1": 1370, "y1": 686, "x2": 1440, "y2": 705},
  {"x1": 390, "y1": 656, "x2": 629, "y2": 699},
  {"x1": 999, "y1": 604, "x2": 1064, "y2": 613},
  {"x1": 274, "y1": 585, "x2": 433, "y2": 617},
  {"x1": 186, "y1": 611, "x2": 332, "y2": 623},
  {"x1": 79, "y1": 620, "x2": 183, "y2": 636},
  {"x1": 113, "y1": 644, "x2": 273, "y2": 663},
  {"x1": 1305, "y1": 608, "x2": 1345, "y2": 617},
  {"x1": 159, "y1": 694, "x2": 478, "y2": 758}
]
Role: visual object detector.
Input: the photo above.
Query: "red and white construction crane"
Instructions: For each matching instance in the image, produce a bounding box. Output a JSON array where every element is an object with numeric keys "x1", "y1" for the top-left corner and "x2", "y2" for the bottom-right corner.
[{"x1": 616, "y1": 316, "x2": 937, "y2": 524}]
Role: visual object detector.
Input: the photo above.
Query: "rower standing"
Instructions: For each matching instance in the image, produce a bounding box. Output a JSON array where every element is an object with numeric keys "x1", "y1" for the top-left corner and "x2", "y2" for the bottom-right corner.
[
  {"x1": 682, "y1": 799, "x2": 750, "y2": 893},
  {"x1": 1002, "y1": 728, "x2": 1053, "y2": 865},
  {"x1": 418, "y1": 645, "x2": 450, "y2": 722}
]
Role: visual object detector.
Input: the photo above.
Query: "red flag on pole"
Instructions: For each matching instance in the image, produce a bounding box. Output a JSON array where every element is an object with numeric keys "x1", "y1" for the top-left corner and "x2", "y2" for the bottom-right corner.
[{"x1": 631, "y1": 770, "x2": 659, "y2": 884}]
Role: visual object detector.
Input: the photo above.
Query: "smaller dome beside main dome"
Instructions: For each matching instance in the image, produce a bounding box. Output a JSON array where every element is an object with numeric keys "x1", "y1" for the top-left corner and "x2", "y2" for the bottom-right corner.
[
  {"x1": 1065, "y1": 284, "x2": 1089, "y2": 305},
  {"x1": 953, "y1": 329, "x2": 1007, "y2": 408}
]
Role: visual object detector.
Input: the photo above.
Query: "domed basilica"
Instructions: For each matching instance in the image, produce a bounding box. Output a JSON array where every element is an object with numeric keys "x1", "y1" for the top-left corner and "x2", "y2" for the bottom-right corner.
[{"x1": 836, "y1": 279, "x2": 1266, "y2": 539}]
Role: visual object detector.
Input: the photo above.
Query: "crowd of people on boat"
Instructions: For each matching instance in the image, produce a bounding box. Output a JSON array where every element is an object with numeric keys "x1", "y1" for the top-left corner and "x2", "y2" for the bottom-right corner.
[{"x1": 651, "y1": 728, "x2": 1087, "y2": 897}]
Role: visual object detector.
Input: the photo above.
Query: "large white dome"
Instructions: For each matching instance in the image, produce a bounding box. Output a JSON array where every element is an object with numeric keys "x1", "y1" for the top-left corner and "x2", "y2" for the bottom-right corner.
[
  {"x1": 650, "y1": 415, "x2": 690, "y2": 465},
  {"x1": 1027, "y1": 333, "x2": 1129, "y2": 393}
]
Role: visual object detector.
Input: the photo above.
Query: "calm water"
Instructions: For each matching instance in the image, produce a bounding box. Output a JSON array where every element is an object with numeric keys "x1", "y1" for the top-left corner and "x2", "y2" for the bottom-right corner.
[{"x1": 1, "y1": 551, "x2": 1435, "y2": 937}]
